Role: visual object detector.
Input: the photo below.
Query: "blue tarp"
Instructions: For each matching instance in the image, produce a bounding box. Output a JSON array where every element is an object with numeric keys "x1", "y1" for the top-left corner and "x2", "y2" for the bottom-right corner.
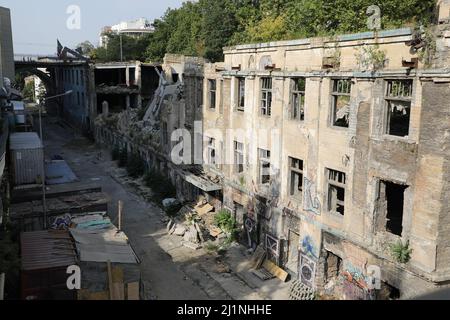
[{"x1": 45, "y1": 160, "x2": 79, "y2": 185}]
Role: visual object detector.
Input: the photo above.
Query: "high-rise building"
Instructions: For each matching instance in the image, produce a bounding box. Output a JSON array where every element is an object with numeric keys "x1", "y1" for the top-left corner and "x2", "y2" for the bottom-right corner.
[{"x1": 0, "y1": 6, "x2": 15, "y2": 81}]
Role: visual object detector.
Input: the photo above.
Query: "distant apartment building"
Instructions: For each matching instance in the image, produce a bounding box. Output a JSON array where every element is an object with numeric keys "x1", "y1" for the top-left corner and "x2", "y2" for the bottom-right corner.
[
  {"x1": 99, "y1": 18, "x2": 154, "y2": 47},
  {"x1": 0, "y1": 6, "x2": 15, "y2": 81}
]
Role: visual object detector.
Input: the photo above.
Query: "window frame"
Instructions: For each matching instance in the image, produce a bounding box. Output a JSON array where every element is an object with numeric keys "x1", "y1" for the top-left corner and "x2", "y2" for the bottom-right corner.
[
  {"x1": 290, "y1": 78, "x2": 306, "y2": 121},
  {"x1": 258, "y1": 148, "x2": 271, "y2": 185},
  {"x1": 331, "y1": 79, "x2": 352, "y2": 128},
  {"x1": 260, "y1": 77, "x2": 273, "y2": 117},
  {"x1": 384, "y1": 79, "x2": 413, "y2": 138},
  {"x1": 289, "y1": 157, "x2": 304, "y2": 201},
  {"x1": 237, "y1": 77, "x2": 246, "y2": 112},
  {"x1": 234, "y1": 141, "x2": 244, "y2": 173},
  {"x1": 207, "y1": 137, "x2": 216, "y2": 166},
  {"x1": 208, "y1": 79, "x2": 217, "y2": 109},
  {"x1": 326, "y1": 168, "x2": 346, "y2": 216}
]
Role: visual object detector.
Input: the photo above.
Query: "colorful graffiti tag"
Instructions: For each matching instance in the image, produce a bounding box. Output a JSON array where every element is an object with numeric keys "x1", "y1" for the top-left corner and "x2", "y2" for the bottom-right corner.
[{"x1": 301, "y1": 235, "x2": 318, "y2": 259}]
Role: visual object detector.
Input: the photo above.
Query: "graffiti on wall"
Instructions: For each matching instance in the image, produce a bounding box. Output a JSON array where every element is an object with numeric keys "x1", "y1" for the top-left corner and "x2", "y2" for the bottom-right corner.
[
  {"x1": 303, "y1": 178, "x2": 321, "y2": 215},
  {"x1": 299, "y1": 253, "x2": 317, "y2": 288},
  {"x1": 301, "y1": 235, "x2": 318, "y2": 260}
]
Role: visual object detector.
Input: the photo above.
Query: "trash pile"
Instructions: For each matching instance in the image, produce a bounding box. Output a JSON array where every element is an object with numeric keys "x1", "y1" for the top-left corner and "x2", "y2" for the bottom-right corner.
[{"x1": 166, "y1": 196, "x2": 231, "y2": 251}]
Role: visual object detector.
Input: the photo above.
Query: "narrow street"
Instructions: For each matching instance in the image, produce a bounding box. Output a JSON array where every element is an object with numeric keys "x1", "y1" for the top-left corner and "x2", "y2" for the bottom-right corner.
[{"x1": 42, "y1": 117, "x2": 286, "y2": 300}]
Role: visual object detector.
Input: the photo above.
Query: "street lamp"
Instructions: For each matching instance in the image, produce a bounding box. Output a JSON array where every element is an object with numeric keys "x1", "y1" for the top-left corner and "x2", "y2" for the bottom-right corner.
[{"x1": 39, "y1": 90, "x2": 73, "y2": 229}]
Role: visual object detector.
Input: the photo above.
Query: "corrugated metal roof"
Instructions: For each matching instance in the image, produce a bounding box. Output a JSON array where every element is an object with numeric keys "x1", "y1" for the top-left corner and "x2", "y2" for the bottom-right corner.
[
  {"x1": 21, "y1": 230, "x2": 77, "y2": 271},
  {"x1": 70, "y1": 215, "x2": 139, "y2": 264},
  {"x1": 10, "y1": 132, "x2": 43, "y2": 150}
]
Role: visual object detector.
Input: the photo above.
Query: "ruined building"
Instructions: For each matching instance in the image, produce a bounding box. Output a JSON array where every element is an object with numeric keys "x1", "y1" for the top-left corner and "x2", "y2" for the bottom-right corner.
[{"x1": 93, "y1": 3, "x2": 450, "y2": 299}]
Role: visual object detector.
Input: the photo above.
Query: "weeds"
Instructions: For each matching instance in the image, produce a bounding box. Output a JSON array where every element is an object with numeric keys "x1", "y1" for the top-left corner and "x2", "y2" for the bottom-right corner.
[
  {"x1": 390, "y1": 240, "x2": 413, "y2": 264},
  {"x1": 126, "y1": 153, "x2": 145, "y2": 178}
]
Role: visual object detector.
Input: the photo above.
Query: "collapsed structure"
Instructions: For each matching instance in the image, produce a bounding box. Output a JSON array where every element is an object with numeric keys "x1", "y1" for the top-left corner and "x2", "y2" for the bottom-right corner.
[{"x1": 93, "y1": 3, "x2": 450, "y2": 299}]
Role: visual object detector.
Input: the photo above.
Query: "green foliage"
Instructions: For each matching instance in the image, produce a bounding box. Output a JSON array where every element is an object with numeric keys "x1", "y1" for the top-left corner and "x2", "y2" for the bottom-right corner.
[
  {"x1": 126, "y1": 153, "x2": 145, "y2": 178},
  {"x1": 22, "y1": 81, "x2": 35, "y2": 101},
  {"x1": 355, "y1": 45, "x2": 387, "y2": 71},
  {"x1": 0, "y1": 232, "x2": 20, "y2": 275},
  {"x1": 91, "y1": 33, "x2": 152, "y2": 62},
  {"x1": 118, "y1": 148, "x2": 128, "y2": 168},
  {"x1": 89, "y1": 0, "x2": 436, "y2": 64},
  {"x1": 214, "y1": 209, "x2": 236, "y2": 233},
  {"x1": 76, "y1": 41, "x2": 95, "y2": 56},
  {"x1": 111, "y1": 145, "x2": 121, "y2": 161},
  {"x1": 417, "y1": 26, "x2": 437, "y2": 67},
  {"x1": 390, "y1": 240, "x2": 413, "y2": 264}
]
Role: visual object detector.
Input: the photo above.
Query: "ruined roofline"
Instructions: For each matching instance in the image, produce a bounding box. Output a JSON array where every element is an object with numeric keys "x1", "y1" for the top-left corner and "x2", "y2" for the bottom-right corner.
[
  {"x1": 93, "y1": 61, "x2": 161, "y2": 68},
  {"x1": 223, "y1": 27, "x2": 413, "y2": 52}
]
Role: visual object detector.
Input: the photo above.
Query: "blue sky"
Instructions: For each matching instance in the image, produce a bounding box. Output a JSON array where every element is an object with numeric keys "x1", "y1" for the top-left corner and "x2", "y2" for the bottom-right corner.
[{"x1": 1, "y1": 0, "x2": 185, "y2": 55}]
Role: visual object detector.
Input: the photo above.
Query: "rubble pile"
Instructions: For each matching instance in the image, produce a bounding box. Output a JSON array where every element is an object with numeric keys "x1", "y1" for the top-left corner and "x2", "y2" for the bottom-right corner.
[{"x1": 166, "y1": 196, "x2": 230, "y2": 251}]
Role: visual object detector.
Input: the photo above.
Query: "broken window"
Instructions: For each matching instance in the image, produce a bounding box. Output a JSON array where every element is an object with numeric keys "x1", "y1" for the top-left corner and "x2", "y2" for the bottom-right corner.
[
  {"x1": 324, "y1": 251, "x2": 343, "y2": 281},
  {"x1": 377, "y1": 181, "x2": 408, "y2": 236},
  {"x1": 208, "y1": 79, "x2": 216, "y2": 109},
  {"x1": 331, "y1": 79, "x2": 351, "y2": 128},
  {"x1": 207, "y1": 137, "x2": 216, "y2": 166},
  {"x1": 291, "y1": 78, "x2": 306, "y2": 121},
  {"x1": 385, "y1": 80, "x2": 413, "y2": 137},
  {"x1": 234, "y1": 141, "x2": 244, "y2": 173},
  {"x1": 377, "y1": 282, "x2": 401, "y2": 300},
  {"x1": 260, "y1": 77, "x2": 272, "y2": 116},
  {"x1": 327, "y1": 169, "x2": 346, "y2": 215},
  {"x1": 258, "y1": 148, "x2": 271, "y2": 184},
  {"x1": 237, "y1": 77, "x2": 245, "y2": 111},
  {"x1": 289, "y1": 157, "x2": 304, "y2": 200}
]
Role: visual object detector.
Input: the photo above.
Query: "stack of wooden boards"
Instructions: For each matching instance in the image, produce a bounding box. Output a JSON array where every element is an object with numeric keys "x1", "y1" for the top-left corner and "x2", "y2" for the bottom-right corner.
[{"x1": 250, "y1": 245, "x2": 289, "y2": 282}]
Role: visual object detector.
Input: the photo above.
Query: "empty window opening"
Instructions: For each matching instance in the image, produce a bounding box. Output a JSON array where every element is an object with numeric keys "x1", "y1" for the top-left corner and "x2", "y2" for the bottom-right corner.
[
  {"x1": 128, "y1": 67, "x2": 136, "y2": 86},
  {"x1": 208, "y1": 79, "x2": 216, "y2": 109},
  {"x1": 385, "y1": 80, "x2": 413, "y2": 137},
  {"x1": 258, "y1": 149, "x2": 271, "y2": 184},
  {"x1": 289, "y1": 157, "x2": 304, "y2": 200},
  {"x1": 234, "y1": 141, "x2": 244, "y2": 173},
  {"x1": 237, "y1": 77, "x2": 245, "y2": 111},
  {"x1": 324, "y1": 251, "x2": 343, "y2": 281},
  {"x1": 260, "y1": 77, "x2": 273, "y2": 116},
  {"x1": 95, "y1": 68, "x2": 127, "y2": 86},
  {"x1": 291, "y1": 78, "x2": 305, "y2": 121},
  {"x1": 331, "y1": 79, "x2": 351, "y2": 128},
  {"x1": 207, "y1": 137, "x2": 216, "y2": 166},
  {"x1": 327, "y1": 169, "x2": 346, "y2": 215},
  {"x1": 378, "y1": 181, "x2": 408, "y2": 236},
  {"x1": 172, "y1": 72, "x2": 179, "y2": 83},
  {"x1": 377, "y1": 282, "x2": 401, "y2": 300}
]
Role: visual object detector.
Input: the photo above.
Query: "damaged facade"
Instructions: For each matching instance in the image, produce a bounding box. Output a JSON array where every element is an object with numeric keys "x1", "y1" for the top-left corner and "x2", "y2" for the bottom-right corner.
[
  {"x1": 201, "y1": 15, "x2": 450, "y2": 299},
  {"x1": 92, "y1": 3, "x2": 450, "y2": 300}
]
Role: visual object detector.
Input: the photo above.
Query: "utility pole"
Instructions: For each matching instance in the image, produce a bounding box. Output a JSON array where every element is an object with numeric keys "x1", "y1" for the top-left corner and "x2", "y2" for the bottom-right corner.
[
  {"x1": 39, "y1": 90, "x2": 73, "y2": 229},
  {"x1": 120, "y1": 33, "x2": 123, "y2": 62},
  {"x1": 118, "y1": 200, "x2": 123, "y2": 231}
]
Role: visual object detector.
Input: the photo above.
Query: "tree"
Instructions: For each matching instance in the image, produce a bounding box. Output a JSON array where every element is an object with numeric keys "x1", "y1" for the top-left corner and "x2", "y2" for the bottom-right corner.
[
  {"x1": 76, "y1": 41, "x2": 95, "y2": 56},
  {"x1": 92, "y1": 0, "x2": 437, "y2": 63}
]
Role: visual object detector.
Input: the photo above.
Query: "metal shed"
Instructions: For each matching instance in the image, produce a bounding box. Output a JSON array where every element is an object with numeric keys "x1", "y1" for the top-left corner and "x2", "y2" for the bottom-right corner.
[
  {"x1": 9, "y1": 132, "x2": 44, "y2": 186},
  {"x1": 20, "y1": 230, "x2": 77, "y2": 300}
]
